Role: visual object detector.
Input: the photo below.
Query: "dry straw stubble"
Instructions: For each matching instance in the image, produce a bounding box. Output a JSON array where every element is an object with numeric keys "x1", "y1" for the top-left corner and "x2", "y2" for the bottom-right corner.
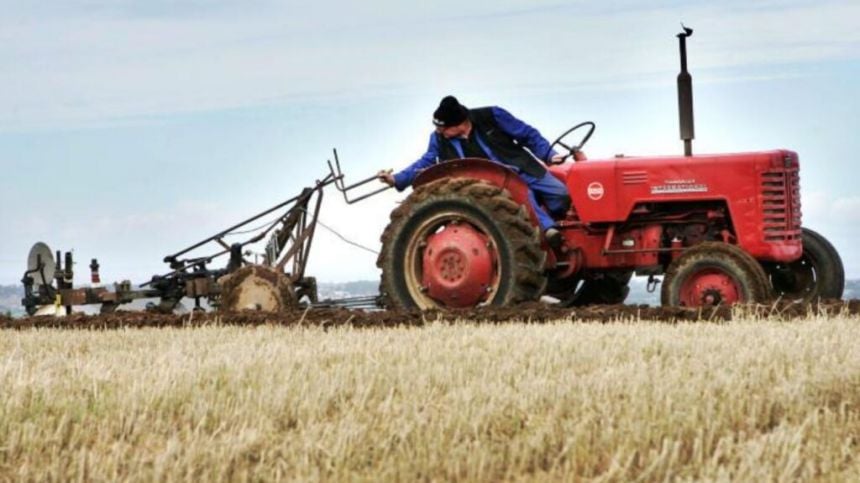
[{"x1": 1, "y1": 316, "x2": 859, "y2": 481}]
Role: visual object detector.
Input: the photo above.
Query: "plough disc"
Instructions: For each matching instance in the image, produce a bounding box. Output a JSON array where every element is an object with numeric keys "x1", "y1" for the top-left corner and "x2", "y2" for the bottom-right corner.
[{"x1": 218, "y1": 265, "x2": 297, "y2": 312}]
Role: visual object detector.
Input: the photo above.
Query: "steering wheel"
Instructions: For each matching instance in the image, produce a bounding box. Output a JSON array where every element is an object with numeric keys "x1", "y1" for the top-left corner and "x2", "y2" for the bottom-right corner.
[{"x1": 546, "y1": 121, "x2": 595, "y2": 164}]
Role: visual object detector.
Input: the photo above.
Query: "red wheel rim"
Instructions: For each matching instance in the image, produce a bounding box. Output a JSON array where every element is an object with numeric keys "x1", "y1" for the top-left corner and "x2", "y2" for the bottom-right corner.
[
  {"x1": 404, "y1": 212, "x2": 501, "y2": 309},
  {"x1": 678, "y1": 268, "x2": 742, "y2": 307},
  {"x1": 421, "y1": 223, "x2": 496, "y2": 308}
]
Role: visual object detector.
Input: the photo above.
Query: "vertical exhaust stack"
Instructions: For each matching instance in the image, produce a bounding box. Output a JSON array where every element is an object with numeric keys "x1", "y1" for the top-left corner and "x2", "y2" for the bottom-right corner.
[{"x1": 677, "y1": 25, "x2": 694, "y2": 156}]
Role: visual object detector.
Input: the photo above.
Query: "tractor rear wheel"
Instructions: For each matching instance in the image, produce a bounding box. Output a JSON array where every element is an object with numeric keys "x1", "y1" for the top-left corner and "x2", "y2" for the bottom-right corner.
[
  {"x1": 661, "y1": 242, "x2": 772, "y2": 307},
  {"x1": 219, "y1": 265, "x2": 297, "y2": 312},
  {"x1": 765, "y1": 228, "x2": 844, "y2": 302},
  {"x1": 378, "y1": 178, "x2": 546, "y2": 310}
]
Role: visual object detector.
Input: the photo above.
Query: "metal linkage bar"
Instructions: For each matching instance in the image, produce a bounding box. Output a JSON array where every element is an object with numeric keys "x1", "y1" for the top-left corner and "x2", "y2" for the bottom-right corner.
[
  {"x1": 328, "y1": 149, "x2": 391, "y2": 204},
  {"x1": 143, "y1": 151, "x2": 386, "y2": 292},
  {"x1": 275, "y1": 187, "x2": 324, "y2": 281},
  {"x1": 158, "y1": 174, "x2": 337, "y2": 275}
]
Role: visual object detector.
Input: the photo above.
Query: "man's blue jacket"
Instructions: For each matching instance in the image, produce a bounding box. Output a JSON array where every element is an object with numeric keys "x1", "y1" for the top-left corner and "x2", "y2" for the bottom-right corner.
[{"x1": 393, "y1": 106, "x2": 558, "y2": 191}]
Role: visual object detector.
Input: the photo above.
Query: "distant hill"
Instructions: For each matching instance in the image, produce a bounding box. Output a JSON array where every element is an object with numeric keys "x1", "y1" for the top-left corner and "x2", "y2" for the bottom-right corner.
[
  {"x1": 844, "y1": 279, "x2": 860, "y2": 299},
  {"x1": 317, "y1": 280, "x2": 378, "y2": 301},
  {"x1": 0, "y1": 284, "x2": 24, "y2": 317}
]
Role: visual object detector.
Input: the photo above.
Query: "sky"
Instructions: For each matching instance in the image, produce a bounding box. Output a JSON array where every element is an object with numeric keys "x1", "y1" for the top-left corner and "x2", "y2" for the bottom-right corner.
[{"x1": 1, "y1": 0, "x2": 859, "y2": 285}]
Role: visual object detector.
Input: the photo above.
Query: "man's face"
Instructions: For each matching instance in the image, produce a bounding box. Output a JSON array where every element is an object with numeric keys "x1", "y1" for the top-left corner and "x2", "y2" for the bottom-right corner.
[{"x1": 436, "y1": 120, "x2": 470, "y2": 139}]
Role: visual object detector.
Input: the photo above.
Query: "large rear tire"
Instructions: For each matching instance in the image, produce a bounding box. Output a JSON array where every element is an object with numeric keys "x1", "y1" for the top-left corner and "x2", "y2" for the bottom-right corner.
[
  {"x1": 378, "y1": 178, "x2": 546, "y2": 310},
  {"x1": 765, "y1": 228, "x2": 844, "y2": 302},
  {"x1": 661, "y1": 242, "x2": 772, "y2": 307}
]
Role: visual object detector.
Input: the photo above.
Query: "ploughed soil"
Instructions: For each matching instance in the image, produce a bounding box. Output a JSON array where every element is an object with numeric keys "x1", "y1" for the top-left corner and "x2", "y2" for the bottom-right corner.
[{"x1": 3, "y1": 299, "x2": 859, "y2": 330}]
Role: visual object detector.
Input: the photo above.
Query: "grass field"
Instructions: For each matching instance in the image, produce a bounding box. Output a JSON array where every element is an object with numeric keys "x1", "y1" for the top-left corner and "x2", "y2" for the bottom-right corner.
[{"x1": 1, "y1": 316, "x2": 859, "y2": 481}]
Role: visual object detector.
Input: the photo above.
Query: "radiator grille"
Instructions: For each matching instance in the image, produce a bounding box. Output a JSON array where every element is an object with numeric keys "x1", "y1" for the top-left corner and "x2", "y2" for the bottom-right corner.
[{"x1": 761, "y1": 167, "x2": 801, "y2": 242}]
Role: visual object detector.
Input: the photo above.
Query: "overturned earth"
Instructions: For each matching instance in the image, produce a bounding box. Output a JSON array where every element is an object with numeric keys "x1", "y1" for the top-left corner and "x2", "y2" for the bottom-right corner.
[{"x1": 2, "y1": 299, "x2": 859, "y2": 330}]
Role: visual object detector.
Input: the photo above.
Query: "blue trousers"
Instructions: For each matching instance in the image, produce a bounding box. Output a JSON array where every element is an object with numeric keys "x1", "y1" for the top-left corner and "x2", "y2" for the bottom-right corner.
[{"x1": 519, "y1": 171, "x2": 571, "y2": 230}]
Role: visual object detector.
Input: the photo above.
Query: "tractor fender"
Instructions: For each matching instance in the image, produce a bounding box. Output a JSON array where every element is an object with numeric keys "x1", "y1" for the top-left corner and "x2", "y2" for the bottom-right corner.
[
  {"x1": 413, "y1": 158, "x2": 537, "y2": 223},
  {"x1": 412, "y1": 158, "x2": 570, "y2": 271}
]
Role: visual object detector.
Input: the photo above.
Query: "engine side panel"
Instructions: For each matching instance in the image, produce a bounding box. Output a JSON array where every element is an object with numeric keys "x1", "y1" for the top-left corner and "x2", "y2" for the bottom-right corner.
[
  {"x1": 550, "y1": 150, "x2": 802, "y2": 262},
  {"x1": 412, "y1": 152, "x2": 802, "y2": 265}
]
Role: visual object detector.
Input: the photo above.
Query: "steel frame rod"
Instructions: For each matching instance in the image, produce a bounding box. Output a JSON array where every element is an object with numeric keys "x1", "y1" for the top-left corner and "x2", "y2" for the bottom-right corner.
[
  {"x1": 165, "y1": 174, "x2": 335, "y2": 262},
  {"x1": 327, "y1": 149, "x2": 391, "y2": 205}
]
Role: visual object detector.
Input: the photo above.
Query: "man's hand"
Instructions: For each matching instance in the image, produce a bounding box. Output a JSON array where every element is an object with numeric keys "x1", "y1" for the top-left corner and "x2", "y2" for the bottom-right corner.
[
  {"x1": 550, "y1": 153, "x2": 567, "y2": 164},
  {"x1": 550, "y1": 150, "x2": 588, "y2": 164},
  {"x1": 378, "y1": 169, "x2": 395, "y2": 187}
]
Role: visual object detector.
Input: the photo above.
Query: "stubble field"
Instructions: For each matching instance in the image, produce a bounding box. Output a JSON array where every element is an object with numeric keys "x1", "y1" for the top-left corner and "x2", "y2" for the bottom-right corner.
[{"x1": 1, "y1": 315, "x2": 859, "y2": 481}]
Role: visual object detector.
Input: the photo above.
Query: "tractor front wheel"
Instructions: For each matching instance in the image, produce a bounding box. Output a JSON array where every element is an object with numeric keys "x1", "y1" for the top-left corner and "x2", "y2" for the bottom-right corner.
[
  {"x1": 378, "y1": 178, "x2": 546, "y2": 310},
  {"x1": 661, "y1": 242, "x2": 772, "y2": 307},
  {"x1": 765, "y1": 228, "x2": 844, "y2": 303}
]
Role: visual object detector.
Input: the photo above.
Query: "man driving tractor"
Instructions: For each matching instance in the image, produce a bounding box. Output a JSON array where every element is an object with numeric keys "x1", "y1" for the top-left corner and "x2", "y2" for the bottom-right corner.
[{"x1": 378, "y1": 95, "x2": 578, "y2": 248}]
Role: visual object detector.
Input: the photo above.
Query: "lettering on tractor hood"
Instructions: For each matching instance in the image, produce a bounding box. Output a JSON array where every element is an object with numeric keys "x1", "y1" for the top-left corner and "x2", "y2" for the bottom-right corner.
[{"x1": 651, "y1": 179, "x2": 708, "y2": 195}]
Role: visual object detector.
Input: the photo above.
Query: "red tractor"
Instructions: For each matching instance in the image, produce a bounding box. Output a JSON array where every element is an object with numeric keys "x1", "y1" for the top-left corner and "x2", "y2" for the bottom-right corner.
[{"x1": 377, "y1": 28, "x2": 844, "y2": 310}]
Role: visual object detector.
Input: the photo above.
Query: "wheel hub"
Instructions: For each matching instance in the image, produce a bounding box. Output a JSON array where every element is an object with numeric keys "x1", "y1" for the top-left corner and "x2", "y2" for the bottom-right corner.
[
  {"x1": 679, "y1": 269, "x2": 741, "y2": 307},
  {"x1": 770, "y1": 260, "x2": 816, "y2": 297},
  {"x1": 421, "y1": 223, "x2": 496, "y2": 308},
  {"x1": 701, "y1": 288, "x2": 723, "y2": 306}
]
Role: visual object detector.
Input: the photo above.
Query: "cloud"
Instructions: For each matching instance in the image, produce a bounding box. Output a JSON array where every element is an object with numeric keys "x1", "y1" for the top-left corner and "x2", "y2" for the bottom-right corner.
[
  {"x1": 2, "y1": 201, "x2": 237, "y2": 283},
  {"x1": 830, "y1": 196, "x2": 860, "y2": 222},
  {"x1": 1, "y1": 0, "x2": 858, "y2": 130},
  {"x1": 801, "y1": 192, "x2": 860, "y2": 224}
]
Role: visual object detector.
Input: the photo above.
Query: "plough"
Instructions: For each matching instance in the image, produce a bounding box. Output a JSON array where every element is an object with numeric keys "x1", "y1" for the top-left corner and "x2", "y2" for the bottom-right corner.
[{"x1": 21, "y1": 152, "x2": 388, "y2": 316}]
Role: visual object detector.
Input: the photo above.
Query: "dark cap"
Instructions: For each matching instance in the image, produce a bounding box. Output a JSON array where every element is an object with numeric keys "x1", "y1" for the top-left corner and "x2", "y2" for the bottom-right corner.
[{"x1": 432, "y1": 96, "x2": 468, "y2": 127}]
